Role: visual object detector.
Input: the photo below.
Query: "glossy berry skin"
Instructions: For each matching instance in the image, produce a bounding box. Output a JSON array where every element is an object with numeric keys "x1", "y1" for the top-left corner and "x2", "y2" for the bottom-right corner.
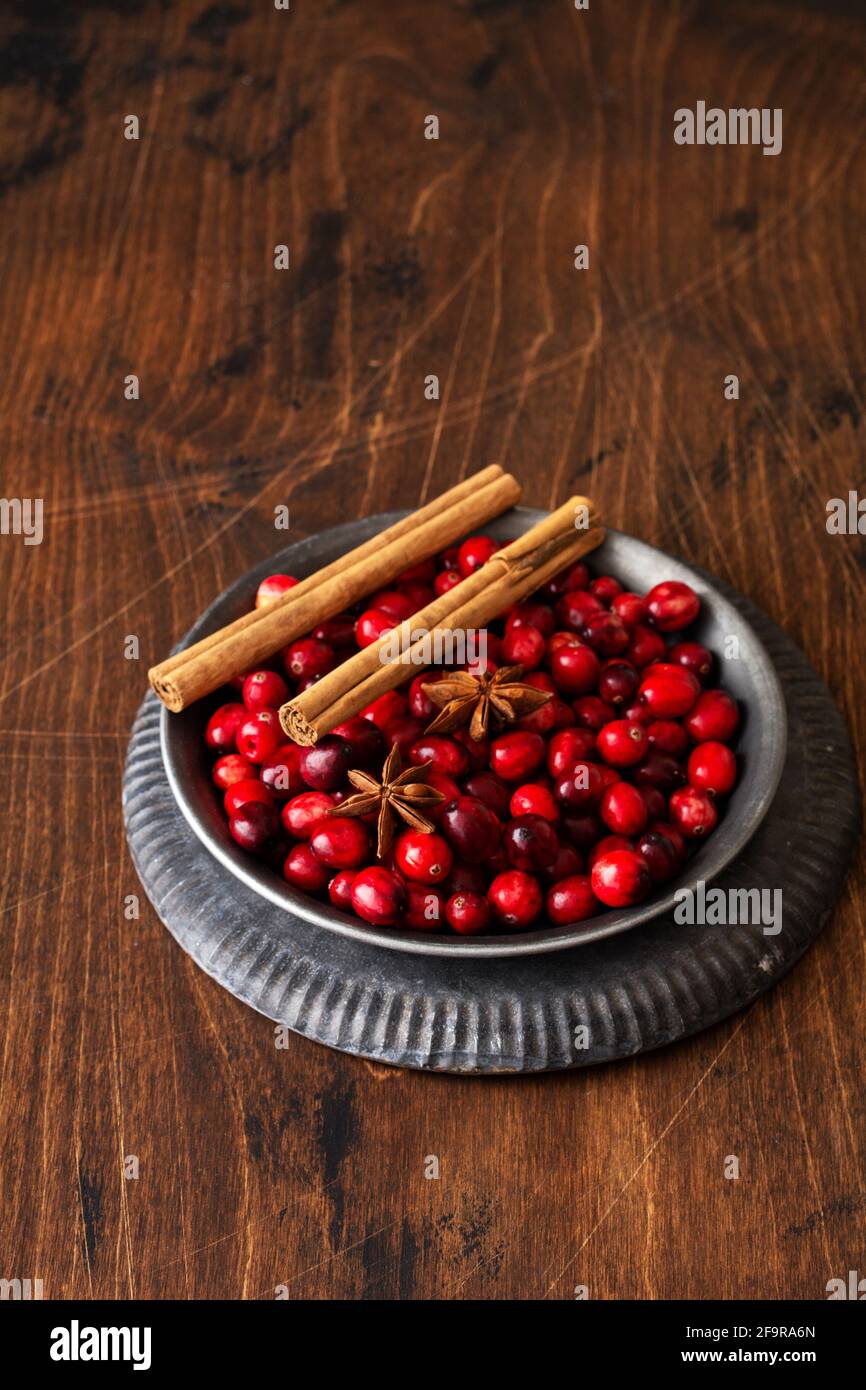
[
  {"x1": 212, "y1": 753, "x2": 254, "y2": 790},
  {"x1": 644, "y1": 580, "x2": 700, "y2": 632},
  {"x1": 351, "y1": 866, "x2": 408, "y2": 926},
  {"x1": 447, "y1": 860, "x2": 488, "y2": 896},
  {"x1": 400, "y1": 581, "x2": 435, "y2": 610},
  {"x1": 457, "y1": 534, "x2": 499, "y2": 576},
  {"x1": 684, "y1": 690, "x2": 740, "y2": 743},
  {"x1": 510, "y1": 783, "x2": 559, "y2": 822},
  {"x1": 627, "y1": 624, "x2": 667, "y2": 669},
  {"x1": 383, "y1": 716, "x2": 427, "y2": 762},
  {"x1": 489, "y1": 730, "x2": 546, "y2": 783},
  {"x1": 590, "y1": 849, "x2": 651, "y2": 908},
  {"x1": 582, "y1": 611, "x2": 630, "y2": 657},
  {"x1": 283, "y1": 843, "x2": 331, "y2": 894},
  {"x1": 506, "y1": 601, "x2": 556, "y2": 638},
  {"x1": 446, "y1": 891, "x2": 491, "y2": 936},
  {"x1": 669, "y1": 641, "x2": 713, "y2": 682},
  {"x1": 312, "y1": 613, "x2": 356, "y2": 650},
  {"x1": 638, "y1": 664, "x2": 700, "y2": 718},
  {"x1": 590, "y1": 575, "x2": 623, "y2": 605},
  {"x1": 546, "y1": 875, "x2": 599, "y2": 925},
  {"x1": 281, "y1": 791, "x2": 336, "y2": 839},
  {"x1": 205, "y1": 702, "x2": 247, "y2": 752},
  {"x1": 224, "y1": 779, "x2": 275, "y2": 817},
  {"x1": 600, "y1": 782, "x2": 648, "y2": 837},
  {"x1": 328, "y1": 869, "x2": 357, "y2": 911},
  {"x1": 596, "y1": 719, "x2": 649, "y2": 768},
  {"x1": 434, "y1": 569, "x2": 462, "y2": 597},
  {"x1": 503, "y1": 814, "x2": 559, "y2": 871},
  {"x1": 440, "y1": 795, "x2": 502, "y2": 863},
  {"x1": 502, "y1": 624, "x2": 546, "y2": 670},
  {"x1": 649, "y1": 820, "x2": 687, "y2": 861},
  {"x1": 228, "y1": 800, "x2": 279, "y2": 853},
  {"x1": 560, "y1": 811, "x2": 603, "y2": 853},
  {"x1": 540, "y1": 841, "x2": 584, "y2": 884},
  {"x1": 299, "y1": 735, "x2": 351, "y2": 792},
  {"x1": 550, "y1": 643, "x2": 601, "y2": 696},
  {"x1": 369, "y1": 589, "x2": 415, "y2": 621},
  {"x1": 360, "y1": 690, "x2": 408, "y2": 729},
  {"x1": 330, "y1": 716, "x2": 385, "y2": 769},
  {"x1": 463, "y1": 771, "x2": 512, "y2": 821},
  {"x1": 394, "y1": 830, "x2": 454, "y2": 884},
  {"x1": 573, "y1": 695, "x2": 616, "y2": 732},
  {"x1": 403, "y1": 884, "x2": 447, "y2": 931},
  {"x1": 455, "y1": 728, "x2": 491, "y2": 772},
  {"x1": 556, "y1": 589, "x2": 603, "y2": 631},
  {"x1": 242, "y1": 669, "x2": 290, "y2": 714},
  {"x1": 634, "y1": 752, "x2": 687, "y2": 794},
  {"x1": 611, "y1": 591, "x2": 645, "y2": 628},
  {"x1": 588, "y1": 835, "x2": 634, "y2": 870},
  {"x1": 309, "y1": 817, "x2": 369, "y2": 869},
  {"x1": 598, "y1": 661, "x2": 639, "y2": 707},
  {"x1": 647, "y1": 720, "x2": 689, "y2": 758},
  {"x1": 554, "y1": 760, "x2": 606, "y2": 810},
  {"x1": 354, "y1": 608, "x2": 395, "y2": 649},
  {"x1": 283, "y1": 637, "x2": 334, "y2": 682},
  {"x1": 687, "y1": 741, "x2": 737, "y2": 796},
  {"x1": 255, "y1": 574, "x2": 298, "y2": 608},
  {"x1": 487, "y1": 870, "x2": 543, "y2": 929},
  {"x1": 542, "y1": 561, "x2": 589, "y2": 600},
  {"x1": 639, "y1": 784, "x2": 667, "y2": 822},
  {"x1": 236, "y1": 710, "x2": 283, "y2": 764},
  {"x1": 408, "y1": 673, "x2": 437, "y2": 720},
  {"x1": 409, "y1": 735, "x2": 470, "y2": 779},
  {"x1": 260, "y1": 744, "x2": 306, "y2": 799},
  {"x1": 547, "y1": 727, "x2": 597, "y2": 778},
  {"x1": 669, "y1": 786, "x2": 719, "y2": 838},
  {"x1": 637, "y1": 830, "x2": 681, "y2": 883}
]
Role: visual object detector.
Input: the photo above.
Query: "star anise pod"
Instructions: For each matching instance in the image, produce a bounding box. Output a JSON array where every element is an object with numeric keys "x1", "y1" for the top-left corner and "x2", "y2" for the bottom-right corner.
[
  {"x1": 326, "y1": 743, "x2": 445, "y2": 858},
  {"x1": 422, "y1": 664, "x2": 552, "y2": 740}
]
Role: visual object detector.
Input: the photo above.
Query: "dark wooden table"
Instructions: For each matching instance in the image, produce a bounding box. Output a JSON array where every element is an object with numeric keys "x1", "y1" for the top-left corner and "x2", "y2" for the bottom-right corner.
[{"x1": 2, "y1": 0, "x2": 864, "y2": 1301}]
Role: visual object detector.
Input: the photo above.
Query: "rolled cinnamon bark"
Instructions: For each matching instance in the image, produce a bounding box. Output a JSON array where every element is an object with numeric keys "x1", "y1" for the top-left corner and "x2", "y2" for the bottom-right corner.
[
  {"x1": 281, "y1": 501, "x2": 604, "y2": 744},
  {"x1": 149, "y1": 466, "x2": 519, "y2": 712}
]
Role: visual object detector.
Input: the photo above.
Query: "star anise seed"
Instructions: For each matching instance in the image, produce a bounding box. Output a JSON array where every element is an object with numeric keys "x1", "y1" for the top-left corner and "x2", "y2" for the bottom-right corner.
[
  {"x1": 422, "y1": 664, "x2": 552, "y2": 740},
  {"x1": 326, "y1": 743, "x2": 445, "y2": 857}
]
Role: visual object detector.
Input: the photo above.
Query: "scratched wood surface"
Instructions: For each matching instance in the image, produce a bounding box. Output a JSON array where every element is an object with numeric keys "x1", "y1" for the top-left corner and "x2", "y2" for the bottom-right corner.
[{"x1": 0, "y1": 0, "x2": 864, "y2": 1301}]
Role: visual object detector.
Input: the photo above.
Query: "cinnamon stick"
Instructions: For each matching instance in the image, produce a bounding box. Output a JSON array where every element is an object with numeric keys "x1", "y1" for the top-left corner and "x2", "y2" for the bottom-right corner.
[
  {"x1": 281, "y1": 499, "x2": 604, "y2": 745},
  {"x1": 149, "y1": 466, "x2": 520, "y2": 711}
]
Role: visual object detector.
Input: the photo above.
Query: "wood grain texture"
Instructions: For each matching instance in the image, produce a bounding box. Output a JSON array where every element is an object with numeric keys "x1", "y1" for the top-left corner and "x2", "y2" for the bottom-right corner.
[{"x1": 0, "y1": 0, "x2": 864, "y2": 1300}]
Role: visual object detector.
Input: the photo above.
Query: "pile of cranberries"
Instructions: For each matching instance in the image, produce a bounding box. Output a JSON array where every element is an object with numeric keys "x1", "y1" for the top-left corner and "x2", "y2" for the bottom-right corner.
[{"x1": 202, "y1": 539, "x2": 740, "y2": 935}]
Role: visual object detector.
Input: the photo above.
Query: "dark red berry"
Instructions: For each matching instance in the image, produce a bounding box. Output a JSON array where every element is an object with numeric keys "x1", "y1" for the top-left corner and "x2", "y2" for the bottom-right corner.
[
  {"x1": 355, "y1": 608, "x2": 395, "y2": 648},
  {"x1": 560, "y1": 812, "x2": 603, "y2": 852},
  {"x1": 684, "y1": 690, "x2": 740, "y2": 743},
  {"x1": 596, "y1": 719, "x2": 649, "y2": 768},
  {"x1": 669, "y1": 641, "x2": 713, "y2": 682},
  {"x1": 283, "y1": 842, "x2": 331, "y2": 893},
  {"x1": 487, "y1": 870, "x2": 543, "y2": 929},
  {"x1": 633, "y1": 752, "x2": 687, "y2": 794},
  {"x1": 351, "y1": 866, "x2": 408, "y2": 925},
  {"x1": 502, "y1": 624, "x2": 546, "y2": 670},
  {"x1": 637, "y1": 831, "x2": 680, "y2": 883},
  {"x1": 646, "y1": 719, "x2": 689, "y2": 758},
  {"x1": 588, "y1": 835, "x2": 634, "y2": 870},
  {"x1": 550, "y1": 642, "x2": 601, "y2": 696},
  {"x1": 489, "y1": 730, "x2": 546, "y2": 782},
  {"x1": 590, "y1": 575, "x2": 623, "y2": 605},
  {"x1": 310, "y1": 817, "x2": 369, "y2": 869},
  {"x1": 260, "y1": 743, "x2": 306, "y2": 799},
  {"x1": 556, "y1": 589, "x2": 604, "y2": 631},
  {"x1": 383, "y1": 716, "x2": 427, "y2": 762},
  {"x1": 205, "y1": 702, "x2": 247, "y2": 752},
  {"x1": 360, "y1": 691, "x2": 408, "y2": 729},
  {"x1": 510, "y1": 783, "x2": 559, "y2": 822},
  {"x1": 242, "y1": 669, "x2": 289, "y2": 713},
  {"x1": 600, "y1": 782, "x2": 648, "y2": 837},
  {"x1": 395, "y1": 829, "x2": 454, "y2": 884},
  {"x1": 440, "y1": 795, "x2": 502, "y2": 863},
  {"x1": 447, "y1": 860, "x2": 488, "y2": 896},
  {"x1": 638, "y1": 664, "x2": 700, "y2": 718},
  {"x1": 312, "y1": 613, "x2": 356, "y2": 649},
  {"x1": 404, "y1": 884, "x2": 447, "y2": 930},
  {"x1": 547, "y1": 727, "x2": 597, "y2": 778},
  {"x1": 590, "y1": 849, "x2": 651, "y2": 907},
  {"x1": 598, "y1": 661, "x2": 639, "y2": 707},
  {"x1": 283, "y1": 637, "x2": 335, "y2": 681},
  {"x1": 299, "y1": 735, "x2": 351, "y2": 791},
  {"x1": 328, "y1": 869, "x2": 358, "y2": 911},
  {"x1": 540, "y1": 841, "x2": 584, "y2": 884},
  {"x1": 553, "y1": 760, "x2": 606, "y2": 809},
  {"x1": 409, "y1": 735, "x2": 470, "y2": 779},
  {"x1": 572, "y1": 695, "x2": 617, "y2": 731},
  {"x1": 669, "y1": 785, "x2": 719, "y2": 838},
  {"x1": 687, "y1": 741, "x2": 737, "y2": 796},
  {"x1": 546, "y1": 875, "x2": 599, "y2": 925},
  {"x1": 644, "y1": 580, "x2": 700, "y2": 632},
  {"x1": 503, "y1": 814, "x2": 559, "y2": 871},
  {"x1": 506, "y1": 601, "x2": 555, "y2": 637},
  {"x1": 627, "y1": 624, "x2": 666, "y2": 669},
  {"x1": 434, "y1": 569, "x2": 462, "y2": 597},
  {"x1": 463, "y1": 771, "x2": 512, "y2": 820},
  {"x1": 228, "y1": 800, "x2": 279, "y2": 852},
  {"x1": 583, "y1": 611, "x2": 630, "y2": 657},
  {"x1": 236, "y1": 710, "x2": 283, "y2": 763},
  {"x1": 281, "y1": 791, "x2": 336, "y2": 839},
  {"x1": 330, "y1": 716, "x2": 385, "y2": 769},
  {"x1": 446, "y1": 891, "x2": 491, "y2": 935}
]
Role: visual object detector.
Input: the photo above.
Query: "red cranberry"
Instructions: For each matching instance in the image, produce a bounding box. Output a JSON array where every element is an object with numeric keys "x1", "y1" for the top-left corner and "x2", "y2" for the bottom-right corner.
[
  {"x1": 409, "y1": 735, "x2": 470, "y2": 778},
  {"x1": 684, "y1": 690, "x2": 740, "y2": 743},
  {"x1": 310, "y1": 817, "x2": 369, "y2": 869},
  {"x1": 556, "y1": 589, "x2": 604, "y2": 631},
  {"x1": 283, "y1": 637, "x2": 334, "y2": 681},
  {"x1": 505, "y1": 601, "x2": 555, "y2": 637},
  {"x1": 283, "y1": 842, "x2": 331, "y2": 893},
  {"x1": 669, "y1": 785, "x2": 718, "y2": 838},
  {"x1": 627, "y1": 624, "x2": 666, "y2": 668},
  {"x1": 502, "y1": 624, "x2": 546, "y2": 670},
  {"x1": 638, "y1": 664, "x2": 700, "y2": 718},
  {"x1": 434, "y1": 569, "x2": 462, "y2": 597},
  {"x1": 588, "y1": 834, "x2": 634, "y2": 870},
  {"x1": 360, "y1": 690, "x2": 408, "y2": 729},
  {"x1": 408, "y1": 673, "x2": 437, "y2": 719},
  {"x1": 457, "y1": 534, "x2": 499, "y2": 576},
  {"x1": 516, "y1": 696, "x2": 559, "y2": 736},
  {"x1": 237, "y1": 710, "x2": 282, "y2": 763},
  {"x1": 212, "y1": 753, "x2": 254, "y2": 790},
  {"x1": 281, "y1": 791, "x2": 336, "y2": 839},
  {"x1": 600, "y1": 781, "x2": 648, "y2": 837},
  {"x1": 554, "y1": 760, "x2": 606, "y2": 810},
  {"x1": 394, "y1": 829, "x2": 454, "y2": 884},
  {"x1": 547, "y1": 630, "x2": 583, "y2": 658},
  {"x1": 547, "y1": 727, "x2": 597, "y2": 778},
  {"x1": 299, "y1": 735, "x2": 350, "y2": 791},
  {"x1": 255, "y1": 574, "x2": 298, "y2": 608},
  {"x1": 351, "y1": 866, "x2": 407, "y2": 925},
  {"x1": 649, "y1": 820, "x2": 687, "y2": 860},
  {"x1": 590, "y1": 575, "x2": 623, "y2": 605},
  {"x1": 355, "y1": 608, "x2": 395, "y2": 649},
  {"x1": 598, "y1": 661, "x2": 639, "y2": 707},
  {"x1": 550, "y1": 643, "x2": 601, "y2": 696},
  {"x1": 463, "y1": 771, "x2": 512, "y2": 820},
  {"x1": 328, "y1": 869, "x2": 357, "y2": 911},
  {"x1": 687, "y1": 741, "x2": 737, "y2": 796},
  {"x1": 560, "y1": 812, "x2": 603, "y2": 852},
  {"x1": 583, "y1": 611, "x2": 630, "y2": 657},
  {"x1": 242, "y1": 669, "x2": 289, "y2": 714},
  {"x1": 401, "y1": 884, "x2": 446, "y2": 930},
  {"x1": 634, "y1": 752, "x2": 687, "y2": 794},
  {"x1": 510, "y1": 783, "x2": 559, "y2": 822},
  {"x1": 541, "y1": 561, "x2": 589, "y2": 599},
  {"x1": 623, "y1": 700, "x2": 653, "y2": 727},
  {"x1": 397, "y1": 557, "x2": 436, "y2": 584},
  {"x1": 400, "y1": 580, "x2": 435, "y2": 610},
  {"x1": 330, "y1": 716, "x2": 385, "y2": 769},
  {"x1": 312, "y1": 613, "x2": 356, "y2": 649},
  {"x1": 440, "y1": 795, "x2": 501, "y2": 863},
  {"x1": 228, "y1": 800, "x2": 278, "y2": 853},
  {"x1": 503, "y1": 814, "x2": 559, "y2": 871},
  {"x1": 573, "y1": 695, "x2": 616, "y2": 732},
  {"x1": 638, "y1": 784, "x2": 667, "y2": 821},
  {"x1": 260, "y1": 743, "x2": 306, "y2": 799},
  {"x1": 644, "y1": 580, "x2": 700, "y2": 632},
  {"x1": 590, "y1": 849, "x2": 651, "y2": 907},
  {"x1": 669, "y1": 641, "x2": 713, "y2": 682},
  {"x1": 224, "y1": 779, "x2": 275, "y2": 816},
  {"x1": 550, "y1": 698, "x2": 577, "y2": 730},
  {"x1": 205, "y1": 702, "x2": 247, "y2": 752},
  {"x1": 368, "y1": 589, "x2": 415, "y2": 621},
  {"x1": 596, "y1": 719, "x2": 649, "y2": 768},
  {"x1": 611, "y1": 591, "x2": 645, "y2": 628},
  {"x1": 647, "y1": 719, "x2": 689, "y2": 757},
  {"x1": 446, "y1": 891, "x2": 491, "y2": 935},
  {"x1": 546, "y1": 874, "x2": 599, "y2": 925},
  {"x1": 384, "y1": 716, "x2": 427, "y2": 762},
  {"x1": 489, "y1": 730, "x2": 545, "y2": 782},
  {"x1": 637, "y1": 830, "x2": 680, "y2": 883},
  {"x1": 454, "y1": 728, "x2": 491, "y2": 772},
  {"x1": 447, "y1": 860, "x2": 488, "y2": 896},
  {"x1": 540, "y1": 841, "x2": 584, "y2": 884},
  {"x1": 487, "y1": 870, "x2": 543, "y2": 929},
  {"x1": 425, "y1": 770, "x2": 461, "y2": 819}
]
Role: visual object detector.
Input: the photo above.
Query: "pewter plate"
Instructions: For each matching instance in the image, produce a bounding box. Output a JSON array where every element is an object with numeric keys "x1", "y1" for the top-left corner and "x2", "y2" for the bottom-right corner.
[{"x1": 157, "y1": 511, "x2": 787, "y2": 957}]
